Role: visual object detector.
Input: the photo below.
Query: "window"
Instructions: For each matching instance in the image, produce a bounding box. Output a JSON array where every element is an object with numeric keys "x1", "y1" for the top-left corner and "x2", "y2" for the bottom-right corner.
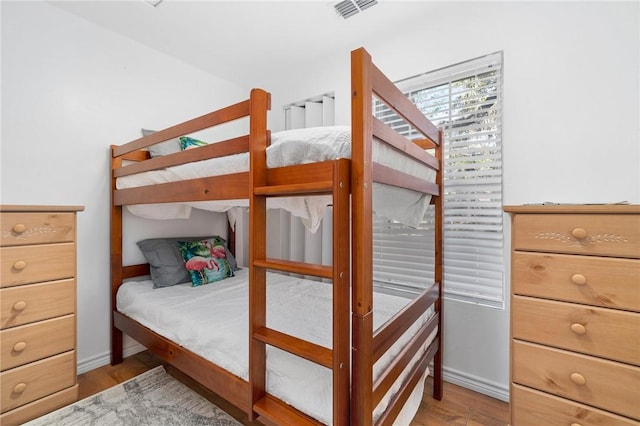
[{"x1": 373, "y1": 52, "x2": 504, "y2": 308}]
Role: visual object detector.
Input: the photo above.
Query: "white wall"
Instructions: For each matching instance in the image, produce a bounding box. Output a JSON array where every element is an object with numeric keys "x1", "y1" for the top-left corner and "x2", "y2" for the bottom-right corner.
[
  {"x1": 1, "y1": 1, "x2": 246, "y2": 372},
  {"x1": 260, "y1": 1, "x2": 640, "y2": 400}
]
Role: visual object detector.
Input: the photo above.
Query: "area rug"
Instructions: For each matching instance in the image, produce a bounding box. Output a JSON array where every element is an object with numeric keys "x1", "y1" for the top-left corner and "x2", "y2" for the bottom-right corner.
[{"x1": 26, "y1": 366, "x2": 242, "y2": 426}]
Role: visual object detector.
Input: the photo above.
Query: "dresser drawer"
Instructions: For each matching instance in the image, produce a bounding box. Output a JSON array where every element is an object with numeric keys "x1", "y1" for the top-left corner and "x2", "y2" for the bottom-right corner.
[
  {"x1": 513, "y1": 341, "x2": 640, "y2": 420},
  {"x1": 512, "y1": 214, "x2": 640, "y2": 258},
  {"x1": 512, "y1": 384, "x2": 638, "y2": 426},
  {"x1": 0, "y1": 385, "x2": 78, "y2": 426},
  {"x1": 512, "y1": 252, "x2": 640, "y2": 311},
  {"x1": 1, "y1": 315, "x2": 75, "y2": 371},
  {"x1": 0, "y1": 351, "x2": 75, "y2": 413},
  {"x1": 1, "y1": 243, "x2": 75, "y2": 288},
  {"x1": 0, "y1": 212, "x2": 76, "y2": 247},
  {"x1": 513, "y1": 296, "x2": 640, "y2": 365},
  {"x1": 1, "y1": 279, "x2": 75, "y2": 329}
]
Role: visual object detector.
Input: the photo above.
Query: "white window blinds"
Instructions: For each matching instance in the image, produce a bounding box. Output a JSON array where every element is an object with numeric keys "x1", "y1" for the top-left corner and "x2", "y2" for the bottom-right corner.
[
  {"x1": 280, "y1": 94, "x2": 336, "y2": 281},
  {"x1": 374, "y1": 52, "x2": 504, "y2": 308},
  {"x1": 373, "y1": 212, "x2": 435, "y2": 298}
]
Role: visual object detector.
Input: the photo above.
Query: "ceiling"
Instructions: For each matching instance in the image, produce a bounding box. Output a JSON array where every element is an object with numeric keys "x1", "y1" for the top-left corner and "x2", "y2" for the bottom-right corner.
[{"x1": 49, "y1": 0, "x2": 437, "y2": 87}]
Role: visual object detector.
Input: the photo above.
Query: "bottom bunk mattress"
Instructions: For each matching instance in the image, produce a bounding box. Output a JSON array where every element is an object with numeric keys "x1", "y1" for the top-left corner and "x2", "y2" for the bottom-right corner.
[{"x1": 116, "y1": 269, "x2": 436, "y2": 425}]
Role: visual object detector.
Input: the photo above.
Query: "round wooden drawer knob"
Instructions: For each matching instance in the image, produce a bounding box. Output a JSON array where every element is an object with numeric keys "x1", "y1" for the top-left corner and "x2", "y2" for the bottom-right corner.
[
  {"x1": 13, "y1": 383, "x2": 27, "y2": 394},
  {"x1": 12, "y1": 223, "x2": 27, "y2": 234},
  {"x1": 570, "y1": 323, "x2": 587, "y2": 335},
  {"x1": 571, "y1": 227, "x2": 587, "y2": 239},
  {"x1": 13, "y1": 260, "x2": 27, "y2": 271},
  {"x1": 571, "y1": 274, "x2": 587, "y2": 285},
  {"x1": 13, "y1": 341, "x2": 27, "y2": 352},
  {"x1": 570, "y1": 372, "x2": 586, "y2": 386},
  {"x1": 13, "y1": 301, "x2": 27, "y2": 311}
]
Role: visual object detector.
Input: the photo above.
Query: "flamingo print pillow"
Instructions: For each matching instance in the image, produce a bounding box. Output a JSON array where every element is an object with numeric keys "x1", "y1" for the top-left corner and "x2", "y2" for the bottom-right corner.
[{"x1": 177, "y1": 237, "x2": 234, "y2": 286}]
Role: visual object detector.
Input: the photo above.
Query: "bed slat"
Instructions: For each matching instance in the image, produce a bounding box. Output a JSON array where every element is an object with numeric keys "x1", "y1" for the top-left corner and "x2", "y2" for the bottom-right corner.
[
  {"x1": 120, "y1": 150, "x2": 150, "y2": 162},
  {"x1": 114, "y1": 135, "x2": 250, "y2": 178},
  {"x1": 371, "y1": 64, "x2": 440, "y2": 146},
  {"x1": 114, "y1": 172, "x2": 248, "y2": 205},
  {"x1": 373, "y1": 283, "x2": 439, "y2": 363},
  {"x1": 372, "y1": 117, "x2": 439, "y2": 170},
  {"x1": 372, "y1": 162, "x2": 439, "y2": 196},
  {"x1": 410, "y1": 138, "x2": 437, "y2": 150},
  {"x1": 253, "y1": 258, "x2": 333, "y2": 279},
  {"x1": 372, "y1": 312, "x2": 439, "y2": 406},
  {"x1": 254, "y1": 181, "x2": 333, "y2": 196},
  {"x1": 122, "y1": 264, "x2": 149, "y2": 279},
  {"x1": 254, "y1": 394, "x2": 322, "y2": 426},
  {"x1": 253, "y1": 327, "x2": 332, "y2": 369},
  {"x1": 266, "y1": 161, "x2": 336, "y2": 187},
  {"x1": 375, "y1": 338, "x2": 438, "y2": 426},
  {"x1": 113, "y1": 99, "x2": 251, "y2": 157}
]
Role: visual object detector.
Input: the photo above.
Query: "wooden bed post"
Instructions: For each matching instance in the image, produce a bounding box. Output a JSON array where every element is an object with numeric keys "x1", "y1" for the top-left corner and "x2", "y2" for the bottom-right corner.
[
  {"x1": 248, "y1": 88, "x2": 271, "y2": 421},
  {"x1": 110, "y1": 146, "x2": 124, "y2": 365},
  {"x1": 351, "y1": 47, "x2": 375, "y2": 426},
  {"x1": 433, "y1": 129, "x2": 444, "y2": 400},
  {"x1": 333, "y1": 159, "x2": 352, "y2": 425}
]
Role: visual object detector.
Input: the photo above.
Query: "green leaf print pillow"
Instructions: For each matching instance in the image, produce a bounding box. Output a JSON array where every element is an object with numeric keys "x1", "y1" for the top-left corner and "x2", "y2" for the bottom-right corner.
[
  {"x1": 177, "y1": 237, "x2": 234, "y2": 287},
  {"x1": 179, "y1": 136, "x2": 208, "y2": 150}
]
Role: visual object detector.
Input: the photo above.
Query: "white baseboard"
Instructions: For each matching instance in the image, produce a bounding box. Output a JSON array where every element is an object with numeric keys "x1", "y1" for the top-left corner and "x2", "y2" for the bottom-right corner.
[
  {"x1": 77, "y1": 342, "x2": 146, "y2": 375},
  {"x1": 443, "y1": 366, "x2": 509, "y2": 402}
]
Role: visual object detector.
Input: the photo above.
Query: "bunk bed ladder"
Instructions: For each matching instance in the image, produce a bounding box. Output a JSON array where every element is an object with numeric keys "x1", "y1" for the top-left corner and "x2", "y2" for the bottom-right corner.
[{"x1": 247, "y1": 91, "x2": 351, "y2": 426}]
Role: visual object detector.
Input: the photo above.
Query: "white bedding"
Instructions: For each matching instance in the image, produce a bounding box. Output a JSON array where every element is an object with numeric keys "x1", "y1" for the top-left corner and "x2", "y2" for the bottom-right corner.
[
  {"x1": 116, "y1": 127, "x2": 436, "y2": 231},
  {"x1": 117, "y1": 269, "x2": 436, "y2": 425}
]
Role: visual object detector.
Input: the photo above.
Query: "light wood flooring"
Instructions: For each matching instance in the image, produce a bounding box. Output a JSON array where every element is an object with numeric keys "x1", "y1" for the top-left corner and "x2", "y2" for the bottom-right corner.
[{"x1": 77, "y1": 351, "x2": 509, "y2": 425}]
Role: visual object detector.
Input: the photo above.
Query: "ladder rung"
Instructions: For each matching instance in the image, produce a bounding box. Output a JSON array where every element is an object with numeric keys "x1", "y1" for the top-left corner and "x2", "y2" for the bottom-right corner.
[
  {"x1": 254, "y1": 258, "x2": 333, "y2": 279},
  {"x1": 254, "y1": 327, "x2": 332, "y2": 369},
  {"x1": 254, "y1": 181, "x2": 333, "y2": 196},
  {"x1": 254, "y1": 394, "x2": 322, "y2": 426}
]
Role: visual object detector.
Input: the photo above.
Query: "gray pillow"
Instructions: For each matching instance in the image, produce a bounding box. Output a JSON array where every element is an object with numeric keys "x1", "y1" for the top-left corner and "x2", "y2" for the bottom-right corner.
[
  {"x1": 137, "y1": 236, "x2": 238, "y2": 288},
  {"x1": 142, "y1": 128, "x2": 181, "y2": 158}
]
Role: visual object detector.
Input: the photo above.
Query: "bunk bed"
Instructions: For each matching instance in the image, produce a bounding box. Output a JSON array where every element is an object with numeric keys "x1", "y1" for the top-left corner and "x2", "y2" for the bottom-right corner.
[{"x1": 110, "y1": 48, "x2": 443, "y2": 426}]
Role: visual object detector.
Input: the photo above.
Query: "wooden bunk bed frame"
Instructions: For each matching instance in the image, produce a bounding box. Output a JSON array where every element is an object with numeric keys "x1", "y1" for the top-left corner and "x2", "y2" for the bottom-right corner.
[{"x1": 110, "y1": 48, "x2": 443, "y2": 426}]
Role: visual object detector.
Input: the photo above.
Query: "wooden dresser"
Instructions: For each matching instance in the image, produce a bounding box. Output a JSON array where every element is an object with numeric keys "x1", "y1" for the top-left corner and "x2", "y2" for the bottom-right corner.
[
  {"x1": 504, "y1": 205, "x2": 640, "y2": 426},
  {"x1": 0, "y1": 205, "x2": 83, "y2": 425}
]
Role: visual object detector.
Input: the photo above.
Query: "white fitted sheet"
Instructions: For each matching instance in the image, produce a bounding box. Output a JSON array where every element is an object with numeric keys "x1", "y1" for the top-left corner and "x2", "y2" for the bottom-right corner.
[
  {"x1": 116, "y1": 127, "x2": 436, "y2": 231},
  {"x1": 117, "y1": 269, "x2": 436, "y2": 424}
]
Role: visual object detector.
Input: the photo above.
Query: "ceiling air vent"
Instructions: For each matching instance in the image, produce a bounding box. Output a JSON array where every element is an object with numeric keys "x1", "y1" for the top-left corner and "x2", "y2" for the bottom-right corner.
[
  {"x1": 333, "y1": 0, "x2": 378, "y2": 19},
  {"x1": 143, "y1": 0, "x2": 163, "y2": 7}
]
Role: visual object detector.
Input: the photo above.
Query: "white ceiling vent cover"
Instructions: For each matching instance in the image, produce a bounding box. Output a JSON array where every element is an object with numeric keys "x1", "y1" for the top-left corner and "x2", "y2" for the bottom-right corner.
[{"x1": 333, "y1": 0, "x2": 378, "y2": 19}]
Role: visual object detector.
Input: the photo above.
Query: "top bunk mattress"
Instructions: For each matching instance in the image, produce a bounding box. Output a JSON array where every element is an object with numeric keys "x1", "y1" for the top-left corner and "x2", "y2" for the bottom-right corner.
[
  {"x1": 117, "y1": 269, "x2": 436, "y2": 425},
  {"x1": 116, "y1": 127, "x2": 436, "y2": 231}
]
